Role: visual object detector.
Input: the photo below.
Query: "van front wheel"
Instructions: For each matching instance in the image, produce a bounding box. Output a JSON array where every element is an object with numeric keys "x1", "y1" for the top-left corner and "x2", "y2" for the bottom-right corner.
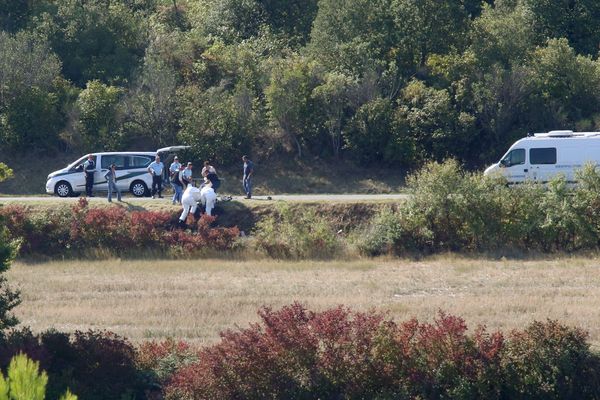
[
  {"x1": 55, "y1": 181, "x2": 73, "y2": 198},
  {"x1": 130, "y1": 180, "x2": 148, "y2": 197}
]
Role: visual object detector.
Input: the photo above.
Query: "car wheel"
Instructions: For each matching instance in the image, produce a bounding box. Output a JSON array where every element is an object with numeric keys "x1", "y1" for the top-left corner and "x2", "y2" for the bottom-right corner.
[
  {"x1": 130, "y1": 180, "x2": 148, "y2": 197},
  {"x1": 54, "y1": 181, "x2": 73, "y2": 198}
]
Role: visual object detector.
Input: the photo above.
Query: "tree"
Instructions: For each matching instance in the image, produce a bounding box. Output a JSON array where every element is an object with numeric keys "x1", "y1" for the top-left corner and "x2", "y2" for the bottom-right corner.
[
  {"x1": 0, "y1": 0, "x2": 33, "y2": 32},
  {"x1": 312, "y1": 72, "x2": 358, "y2": 158},
  {"x1": 392, "y1": 0, "x2": 471, "y2": 68},
  {"x1": 265, "y1": 57, "x2": 321, "y2": 158},
  {"x1": 470, "y1": 0, "x2": 536, "y2": 68},
  {"x1": 525, "y1": 38, "x2": 600, "y2": 128},
  {"x1": 396, "y1": 80, "x2": 475, "y2": 162},
  {"x1": 259, "y1": 0, "x2": 318, "y2": 44},
  {"x1": 38, "y1": 1, "x2": 147, "y2": 86},
  {"x1": 523, "y1": 0, "x2": 600, "y2": 55},
  {"x1": 0, "y1": 31, "x2": 64, "y2": 151},
  {"x1": 309, "y1": 0, "x2": 396, "y2": 76},
  {"x1": 122, "y1": 55, "x2": 179, "y2": 147},
  {"x1": 75, "y1": 80, "x2": 125, "y2": 151},
  {"x1": 0, "y1": 31, "x2": 61, "y2": 107},
  {"x1": 345, "y1": 97, "x2": 417, "y2": 166},
  {"x1": 188, "y1": 0, "x2": 265, "y2": 43},
  {"x1": 0, "y1": 165, "x2": 21, "y2": 332},
  {"x1": 177, "y1": 85, "x2": 256, "y2": 163}
]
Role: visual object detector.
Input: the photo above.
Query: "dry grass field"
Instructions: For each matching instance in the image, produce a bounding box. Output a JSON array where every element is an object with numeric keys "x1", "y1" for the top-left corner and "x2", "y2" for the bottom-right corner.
[{"x1": 8, "y1": 256, "x2": 600, "y2": 349}]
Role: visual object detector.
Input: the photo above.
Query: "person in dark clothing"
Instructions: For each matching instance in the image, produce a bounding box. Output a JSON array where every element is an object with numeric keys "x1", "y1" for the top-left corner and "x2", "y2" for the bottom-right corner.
[
  {"x1": 83, "y1": 154, "x2": 95, "y2": 197},
  {"x1": 242, "y1": 155, "x2": 253, "y2": 199},
  {"x1": 202, "y1": 161, "x2": 221, "y2": 193}
]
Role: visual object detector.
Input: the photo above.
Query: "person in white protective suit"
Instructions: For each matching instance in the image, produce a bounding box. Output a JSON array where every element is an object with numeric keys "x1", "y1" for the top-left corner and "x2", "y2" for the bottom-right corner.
[
  {"x1": 179, "y1": 184, "x2": 202, "y2": 225},
  {"x1": 200, "y1": 183, "x2": 217, "y2": 216}
]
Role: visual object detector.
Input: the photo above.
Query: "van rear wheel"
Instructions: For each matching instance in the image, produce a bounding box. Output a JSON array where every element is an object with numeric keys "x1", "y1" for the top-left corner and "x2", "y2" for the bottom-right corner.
[
  {"x1": 130, "y1": 180, "x2": 148, "y2": 197},
  {"x1": 55, "y1": 181, "x2": 73, "y2": 198}
]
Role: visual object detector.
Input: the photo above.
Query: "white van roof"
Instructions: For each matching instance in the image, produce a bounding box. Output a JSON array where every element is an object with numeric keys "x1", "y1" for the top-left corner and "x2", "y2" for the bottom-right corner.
[{"x1": 532, "y1": 130, "x2": 600, "y2": 138}]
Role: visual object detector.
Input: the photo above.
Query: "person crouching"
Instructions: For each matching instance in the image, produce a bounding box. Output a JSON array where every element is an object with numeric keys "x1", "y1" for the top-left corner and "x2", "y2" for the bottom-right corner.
[
  {"x1": 200, "y1": 181, "x2": 217, "y2": 216},
  {"x1": 179, "y1": 183, "x2": 203, "y2": 227}
]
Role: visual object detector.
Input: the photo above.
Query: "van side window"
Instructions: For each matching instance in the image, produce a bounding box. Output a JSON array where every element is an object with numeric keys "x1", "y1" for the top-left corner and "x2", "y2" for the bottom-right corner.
[
  {"x1": 530, "y1": 148, "x2": 557, "y2": 164},
  {"x1": 101, "y1": 155, "x2": 126, "y2": 169},
  {"x1": 128, "y1": 156, "x2": 153, "y2": 168},
  {"x1": 502, "y1": 149, "x2": 525, "y2": 167}
]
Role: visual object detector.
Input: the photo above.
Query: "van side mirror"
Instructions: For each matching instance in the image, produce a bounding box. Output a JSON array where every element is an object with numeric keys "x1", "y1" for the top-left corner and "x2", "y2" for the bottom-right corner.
[
  {"x1": 500, "y1": 159, "x2": 509, "y2": 168},
  {"x1": 75, "y1": 165, "x2": 83, "y2": 172}
]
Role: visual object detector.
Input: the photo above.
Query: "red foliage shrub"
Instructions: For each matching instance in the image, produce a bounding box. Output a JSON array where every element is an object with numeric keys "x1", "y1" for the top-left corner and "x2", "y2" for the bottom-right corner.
[
  {"x1": 129, "y1": 210, "x2": 175, "y2": 248},
  {"x1": 137, "y1": 339, "x2": 198, "y2": 388},
  {"x1": 0, "y1": 205, "x2": 71, "y2": 255},
  {"x1": 80, "y1": 207, "x2": 132, "y2": 250},
  {"x1": 1, "y1": 200, "x2": 239, "y2": 256},
  {"x1": 164, "y1": 304, "x2": 600, "y2": 400}
]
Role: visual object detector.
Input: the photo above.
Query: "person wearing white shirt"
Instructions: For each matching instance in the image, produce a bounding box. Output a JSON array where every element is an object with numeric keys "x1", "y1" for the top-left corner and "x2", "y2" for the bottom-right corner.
[
  {"x1": 179, "y1": 184, "x2": 203, "y2": 225},
  {"x1": 147, "y1": 155, "x2": 165, "y2": 199},
  {"x1": 181, "y1": 162, "x2": 193, "y2": 188},
  {"x1": 200, "y1": 184, "x2": 217, "y2": 216}
]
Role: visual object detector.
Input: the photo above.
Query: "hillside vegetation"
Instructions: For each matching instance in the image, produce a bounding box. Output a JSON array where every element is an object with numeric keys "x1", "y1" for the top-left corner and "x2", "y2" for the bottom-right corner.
[{"x1": 3, "y1": 0, "x2": 600, "y2": 169}]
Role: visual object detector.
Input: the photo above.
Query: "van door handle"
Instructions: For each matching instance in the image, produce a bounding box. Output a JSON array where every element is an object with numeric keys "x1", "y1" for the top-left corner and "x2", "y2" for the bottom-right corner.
[{"x1": 524, "y1": 169, "x2": 528, "y2": 172}]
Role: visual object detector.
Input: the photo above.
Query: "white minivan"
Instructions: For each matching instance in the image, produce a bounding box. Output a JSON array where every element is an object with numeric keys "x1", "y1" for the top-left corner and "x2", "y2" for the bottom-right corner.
[
  {"x1": 484, "y1": 130, "x2": 600, "y2": 183},
  {"x1": 46, "y1": 146, "x2": 188, "y2": 197}
]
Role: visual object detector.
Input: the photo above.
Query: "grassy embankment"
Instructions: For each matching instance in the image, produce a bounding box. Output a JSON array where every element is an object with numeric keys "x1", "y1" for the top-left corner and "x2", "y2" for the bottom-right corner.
[
  {"x1": 0, "y1": 196, "x2": 391, "y2": 234},
  {"x1": 9, "y1": 257, "x2": 600, "y2": 348}
]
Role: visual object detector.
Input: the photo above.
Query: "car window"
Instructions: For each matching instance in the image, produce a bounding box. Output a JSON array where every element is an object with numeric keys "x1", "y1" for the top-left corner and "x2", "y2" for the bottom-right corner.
[
  {"x1": 68, "y1": 156, "x2": 88, "y2": 169},
  {"x1": 101, "y1": 155, "x2": 126, "y2": 169},
  {"x1": 502, "y1": 149, "x2": 525, "y2": 167},
  {"x1": 530, "y1": 148, "x2": 556, "y2": 165},
  {"x1": 128, "y1": 156, "x2": 153, "y2": 168}
]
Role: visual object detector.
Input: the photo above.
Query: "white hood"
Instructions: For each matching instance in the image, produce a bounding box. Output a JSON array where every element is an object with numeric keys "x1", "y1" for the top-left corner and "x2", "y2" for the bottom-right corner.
[{"x1": 483, "y1": 163, "x2": 499, "y2": 176}]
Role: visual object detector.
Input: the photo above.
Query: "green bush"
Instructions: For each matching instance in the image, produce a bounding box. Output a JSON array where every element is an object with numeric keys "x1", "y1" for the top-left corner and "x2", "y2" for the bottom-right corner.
[
  {"x1": 358, "y1": 159, "x2": 600, "y2": 256},
  {"x1": 502, "y1": 320, "x2": 600, "y2": 399},
  {"x1": 253, "y1": 204, "x2": 342, "y2": 259},
  {"x1": 0, "y1": 353, "x2": 76, "y2": 400}
]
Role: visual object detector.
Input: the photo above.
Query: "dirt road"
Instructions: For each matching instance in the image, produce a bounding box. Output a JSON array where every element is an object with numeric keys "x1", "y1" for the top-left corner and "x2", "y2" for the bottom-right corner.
[{"x1": 0, "y1": 193, "x2": 409, "y2": 203}]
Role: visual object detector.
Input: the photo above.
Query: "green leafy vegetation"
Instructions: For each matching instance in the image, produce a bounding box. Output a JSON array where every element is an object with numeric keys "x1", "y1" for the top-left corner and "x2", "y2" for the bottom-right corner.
[
  {"x1": 0, "y1": 165, "x2": 19, "y2": 331},
  {"x1": 3, "y1": 0, "x2": 600, "y2": 168},
  {"x1": 358, "y1": 160, "x2": 600, "y2": 255},
  {"x1": 252, "y1": 204, "x2": 342, "y2": 258}
]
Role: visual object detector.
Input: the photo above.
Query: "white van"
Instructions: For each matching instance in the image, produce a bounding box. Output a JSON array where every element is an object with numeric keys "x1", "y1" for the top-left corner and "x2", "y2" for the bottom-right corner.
[
  {"x1": 46, "y1": 146, "x2": 188, "y2": 197},
  {"x1": 484, "y1": 130, "x2": 600, "y2": 183}
]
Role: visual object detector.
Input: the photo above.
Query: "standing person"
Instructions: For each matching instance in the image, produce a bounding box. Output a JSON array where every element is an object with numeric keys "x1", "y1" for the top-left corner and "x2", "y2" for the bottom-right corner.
[
  {"x1": 202, "y1": 161, "x2": 221, "y2": 193},
  {"x1": 170, "y1": 156, "x2": 182, "y2": 205},
  {"x1": 179, "y1": 183, "x2": 202, "y2": 227},
  {"x1": 82, "y1": 154, "x2": 95, "y2": 197},
  {"x1": 181, "y1": 162, "x2": 193, "y2": 188},
  {"x1": 104, "y1": 163, "x2": 122, "y2": 202},
  {"x1": 200, "y1": 183, "x2": 217, "y2": 216},
  {"x1": 147, "y1": 155, "x2": 164, "y2": 199},
  {"x1": 242, "y1": 155, "x2": 254, "y2": 199}
]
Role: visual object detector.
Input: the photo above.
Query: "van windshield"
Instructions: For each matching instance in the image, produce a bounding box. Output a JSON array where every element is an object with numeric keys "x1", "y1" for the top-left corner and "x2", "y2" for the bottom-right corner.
[{"x1": 67, "y1": 156, "x2": 88, "y2": 169}]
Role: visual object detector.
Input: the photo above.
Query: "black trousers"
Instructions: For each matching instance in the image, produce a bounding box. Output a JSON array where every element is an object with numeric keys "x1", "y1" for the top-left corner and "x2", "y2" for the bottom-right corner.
[
  {"x1": 85, "y1": 173, "x2": 94, "y2": 196},
  {"x1": 152, "y1": 175, "x2": 163, "y2": 196}
]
